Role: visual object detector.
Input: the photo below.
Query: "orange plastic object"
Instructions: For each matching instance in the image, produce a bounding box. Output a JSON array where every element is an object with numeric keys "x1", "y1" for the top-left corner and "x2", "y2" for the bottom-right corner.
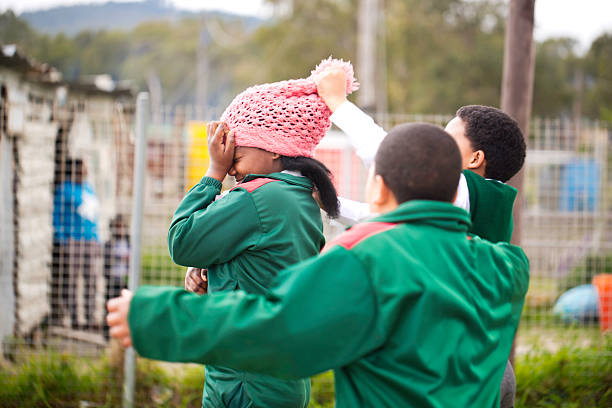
[{"x1": 593, "y1": 274, "x2": 612, "y2": 332}]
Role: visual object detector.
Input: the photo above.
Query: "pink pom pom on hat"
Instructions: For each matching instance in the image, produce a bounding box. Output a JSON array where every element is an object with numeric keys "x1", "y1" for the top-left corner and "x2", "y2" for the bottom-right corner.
[{"x1": 220, "y1": 57, "x2": 359, "y2": 158}]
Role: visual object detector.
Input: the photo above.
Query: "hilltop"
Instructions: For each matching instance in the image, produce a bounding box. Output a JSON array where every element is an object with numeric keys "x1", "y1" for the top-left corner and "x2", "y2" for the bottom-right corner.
[{"x1": 19, "y1": 0, "x2": 261, "y2": 35}]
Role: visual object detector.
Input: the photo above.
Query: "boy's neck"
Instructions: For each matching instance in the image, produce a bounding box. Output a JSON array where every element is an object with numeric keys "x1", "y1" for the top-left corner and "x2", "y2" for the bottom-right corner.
[
  {"x1": 466, "y1": 166, "x2": 486, "y2": 178},
  {"x1": 369, "y1": 201, "x2": 399, "y2": 215}
]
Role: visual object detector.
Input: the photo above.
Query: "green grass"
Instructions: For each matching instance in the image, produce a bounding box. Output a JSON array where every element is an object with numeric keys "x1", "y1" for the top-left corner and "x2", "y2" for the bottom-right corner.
[
  {"x1": 141, "y1": 247, "x2": 184, "y2": 287},
  {"x1": 2, "y1": 338, "x2": 610, "y2": 407},
  {"x1": 0, "y1": 351, "x2": 204, "y2": 407},
  {"x1": 310, "y1": 371, "x2": 335, "y2": 407},
  {"x1": 0, "y1": 351, "x2": 118, "y2": 407},
  {"x1": 515, "y1": 337, "x2": 612, "y2": 407}
]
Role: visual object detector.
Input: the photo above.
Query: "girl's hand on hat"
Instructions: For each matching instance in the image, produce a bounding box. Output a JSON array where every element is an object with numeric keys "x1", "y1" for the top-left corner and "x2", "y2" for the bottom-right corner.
[
  {"x1": 206, "y1": 121, "x2": 235, "y2": 182},
  {"x1": 185, "y1": 267, "x2": 208, "y2": 295}
]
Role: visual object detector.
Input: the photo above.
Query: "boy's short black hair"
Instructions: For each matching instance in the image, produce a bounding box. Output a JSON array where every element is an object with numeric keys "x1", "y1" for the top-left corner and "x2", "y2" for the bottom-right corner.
[
  {"x1": 375, "y1": 123, "x2": 461, "y2": 204},
  {"x1": 456, "y1": 105, "x2": 526, "y2": 182}
]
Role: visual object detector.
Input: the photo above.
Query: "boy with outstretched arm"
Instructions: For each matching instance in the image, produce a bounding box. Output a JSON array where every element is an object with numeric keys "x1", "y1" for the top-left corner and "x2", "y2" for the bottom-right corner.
[{"x1": 108, "y1": 123, "x2": 529, "y2": 408}]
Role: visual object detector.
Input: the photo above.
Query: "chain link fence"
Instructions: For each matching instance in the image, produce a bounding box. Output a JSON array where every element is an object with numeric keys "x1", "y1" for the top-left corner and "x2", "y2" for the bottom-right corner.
[{"x1": 1, "y1": 93, "x2": 610, "y2": 406}]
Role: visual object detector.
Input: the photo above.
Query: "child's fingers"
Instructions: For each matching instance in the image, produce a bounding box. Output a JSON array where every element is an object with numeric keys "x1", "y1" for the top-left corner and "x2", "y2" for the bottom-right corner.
[
  {"x1": 207, "y1": 122, "x2": 220, "y2": 138},
  {"x1": 214, "y1": 122, "x2": 225, "y2": 143},
  {"x1": 185, "y1": 277, "x2": 195, "y2": 292},
  {"x1": 106, "y1": 310, "x2": 121, "y2": 326},
  {"x1": 185, "y1": 275, "x2": 198, "y2": 290},
  {"x1": 207, "y1": 122, "x2": 225, "y2": 149},
  {"x1": 225, "y1": 130, "x2": 235, "y2": 154},
  {"x1": 185, "y1": 273, "x2": 207, "y2": 294},
  {"x1": 107, "y1": 296, "x2": 121, "y2": 312},
  {"x1": 122, "y1": 337, "x2": 132, "y2": 348},
  {"x1": 109, "y1": 325, "x2": 126, "y2": 338},
  {"x1": 110, "y1": 323, "x2": 132, "y2": 348},
  {"x1": 187, "y1": 277, "x2": 203, "y2": 292}
]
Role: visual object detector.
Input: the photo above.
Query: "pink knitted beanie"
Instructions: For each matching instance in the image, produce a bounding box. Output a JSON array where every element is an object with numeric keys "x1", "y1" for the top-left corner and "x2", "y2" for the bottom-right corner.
[{"x1": 220, "y1": 57, "x2": 358, "y2": 158}]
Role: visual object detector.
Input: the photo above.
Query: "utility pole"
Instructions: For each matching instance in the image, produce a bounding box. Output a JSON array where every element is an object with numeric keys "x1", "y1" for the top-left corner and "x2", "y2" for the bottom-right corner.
[
  {"x1": 357, "y1": 0, "x2": 379, "y2": 112},
  {"x1": 500, "y1": 0, "x2": 535, "y2": 364},
  {"x1": 376, "y1": 0, "x2": 387, "y2": 114}
]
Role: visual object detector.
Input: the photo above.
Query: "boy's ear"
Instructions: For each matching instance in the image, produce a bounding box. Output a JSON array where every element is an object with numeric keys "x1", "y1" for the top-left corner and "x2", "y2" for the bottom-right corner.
[
  {"x1": 271, "y1": 153, "x2": 281, "y2": 160},
  {"x1": 467, "y1": 149, "x2": 486, "y2": 171},
  {"x1": 373, "y1": 175, "x2": 394, "y2": 206}
]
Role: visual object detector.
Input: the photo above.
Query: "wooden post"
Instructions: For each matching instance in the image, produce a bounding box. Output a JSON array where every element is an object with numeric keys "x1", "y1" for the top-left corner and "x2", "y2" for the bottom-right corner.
[
  {"x1": 357, "y1": 0, "x2": 379, "y2": 112},
  {"x1": 500, "y1": 0, "x2": 535, "y2": 364}
]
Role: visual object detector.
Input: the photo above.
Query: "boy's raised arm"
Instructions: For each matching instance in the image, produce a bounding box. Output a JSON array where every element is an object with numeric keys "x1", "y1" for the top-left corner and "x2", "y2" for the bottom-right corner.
[
  {"x1": 316, "y1": 69, "x2": 386, "y2": 169},
  {"x1": 316, "y1": 70, "x2": 469, "y2": 219},
  {"x1": 336, "y1": 197, "x2": 372, "y2": 226},
  {"x1": 330, "y1": 102, "x2": 386, "y2": 168}
]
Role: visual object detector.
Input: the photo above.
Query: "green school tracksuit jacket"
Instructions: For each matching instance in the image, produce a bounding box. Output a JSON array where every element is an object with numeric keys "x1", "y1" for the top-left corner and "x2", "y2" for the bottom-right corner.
[
  {"x1": 463, "y1": 169, "x2": 518, "y2": 243},
  {"x1": 168, "y1": 172, "x2": 325, "y2": 408},
  {"x1": 131, "y1": 200, "x2": 529, "y2": 408}
]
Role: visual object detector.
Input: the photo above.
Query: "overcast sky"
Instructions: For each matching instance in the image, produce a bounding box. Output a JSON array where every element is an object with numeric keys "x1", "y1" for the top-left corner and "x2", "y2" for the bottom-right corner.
[{"x1": 1, "y1": 0, "x2": 611, "y2": 53}]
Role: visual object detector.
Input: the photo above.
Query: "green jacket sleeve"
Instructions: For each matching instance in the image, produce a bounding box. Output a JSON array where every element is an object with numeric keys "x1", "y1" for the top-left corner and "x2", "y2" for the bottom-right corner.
[
  {"x1": 502, "y1": 244, "x2": 530, "y2": 305},
  {"x1": 168, "y1": 177, "x2": 262, "y2": 267},
  {"x1": 129, "y1": 246, "x2": 385, "y2": 379}
]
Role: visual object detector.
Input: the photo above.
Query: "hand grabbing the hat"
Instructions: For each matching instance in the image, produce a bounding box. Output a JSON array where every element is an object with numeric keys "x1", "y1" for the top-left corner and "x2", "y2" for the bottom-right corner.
[
  {"x1": 205, "y1": 121, "x2": 235, "y2": 182},
  {"x1": 315, "y1": 69, "x2": 349, "y2": 113}
]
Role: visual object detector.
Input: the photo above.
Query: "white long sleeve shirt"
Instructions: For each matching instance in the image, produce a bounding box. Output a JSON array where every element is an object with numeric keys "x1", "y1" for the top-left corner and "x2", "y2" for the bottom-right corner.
[{"x1": 330, "y1": 101, "x2": 469, "y2": 225}]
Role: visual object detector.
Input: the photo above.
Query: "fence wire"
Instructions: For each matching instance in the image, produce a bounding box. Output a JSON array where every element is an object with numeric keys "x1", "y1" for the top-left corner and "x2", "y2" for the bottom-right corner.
[{"x1": 0, "y1": 98, "x2": 610, "y2": 406}]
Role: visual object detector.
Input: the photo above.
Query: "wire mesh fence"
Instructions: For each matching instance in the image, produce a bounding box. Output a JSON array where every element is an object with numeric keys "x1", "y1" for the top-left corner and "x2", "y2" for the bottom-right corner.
[{"x1": 1, "y1": 94, "x2": 611, "y2": 406}]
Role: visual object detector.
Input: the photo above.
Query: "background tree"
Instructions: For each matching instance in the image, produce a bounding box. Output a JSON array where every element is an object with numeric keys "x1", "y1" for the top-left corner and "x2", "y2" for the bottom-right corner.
[
  {"x1": 584, "y1": 33, "x2": 612, "y2": 123},
  {"x1": 1, "y1": 1, "x2": 611, "y2": 121}
]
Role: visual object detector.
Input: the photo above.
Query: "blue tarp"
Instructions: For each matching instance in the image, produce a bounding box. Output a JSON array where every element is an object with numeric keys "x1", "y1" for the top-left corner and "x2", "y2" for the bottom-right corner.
[{"x1": 559, "y1": 160, "x2": 600, "y2": 212}]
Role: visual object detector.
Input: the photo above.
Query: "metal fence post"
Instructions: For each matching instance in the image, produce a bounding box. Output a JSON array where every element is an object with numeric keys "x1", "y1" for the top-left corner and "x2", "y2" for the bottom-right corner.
[{"x1": 123, "y1": 92, "x2": 149, "y2": 408}]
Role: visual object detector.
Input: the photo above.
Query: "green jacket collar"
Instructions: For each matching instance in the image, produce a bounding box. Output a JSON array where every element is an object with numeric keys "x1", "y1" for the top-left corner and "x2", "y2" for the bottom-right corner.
[
  {"x1": 373, "y1": 200, "x2": 472, "y2": 233},
  {"x1": 242, "y1": 172, "x2": 313, "y2": 190}
]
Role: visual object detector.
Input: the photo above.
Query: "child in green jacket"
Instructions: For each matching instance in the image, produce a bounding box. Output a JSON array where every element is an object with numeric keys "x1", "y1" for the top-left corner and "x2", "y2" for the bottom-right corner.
[
  {"x1": 316, "y1": 69, "x2": 526, "y2": 243},
  {"x1": 108, "y1": 123, "x2": 529, "y2": 408},
  {"x1": 316, "y1": 69, "x2": 526, "y2": 407},
  {"x1": 164, "y1": 59, "x2": 358, "y2": 408}
]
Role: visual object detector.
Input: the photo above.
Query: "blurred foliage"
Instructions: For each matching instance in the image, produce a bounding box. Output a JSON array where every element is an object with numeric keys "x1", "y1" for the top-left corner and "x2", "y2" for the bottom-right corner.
[
  {"x1": 1, "y1": 1, "x2": 612, "y2": 120},
  {"x1": 0, "y1": 350, "x2": 204, "y2": 407},
  {"x1": 584, "y1": 33, "x2": 612, "y2": 123},
  {"x1": 310, "y1": 371, "x2": 335, "y2": 407},
  {"x1": 141, "y1": 248, "x2": 185, "y2": 287},
  {"x1": 515, "y1": 338, "x2": 612, "y2": 408},
  {"x1": 532, "y1": 38, "x2": 578, "y2": 117},
  {"x1": 1, "y1": 341, "x2": 610, "y2": 407}
]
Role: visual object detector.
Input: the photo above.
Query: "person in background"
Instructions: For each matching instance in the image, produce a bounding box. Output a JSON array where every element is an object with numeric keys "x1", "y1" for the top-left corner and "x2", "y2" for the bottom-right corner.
[
  {"x1": 103, "y1": 215, "x2": 130, "y2": 340},
  {"x1": 51, "y1": 158, "x2": 101, "y2": 330}
]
